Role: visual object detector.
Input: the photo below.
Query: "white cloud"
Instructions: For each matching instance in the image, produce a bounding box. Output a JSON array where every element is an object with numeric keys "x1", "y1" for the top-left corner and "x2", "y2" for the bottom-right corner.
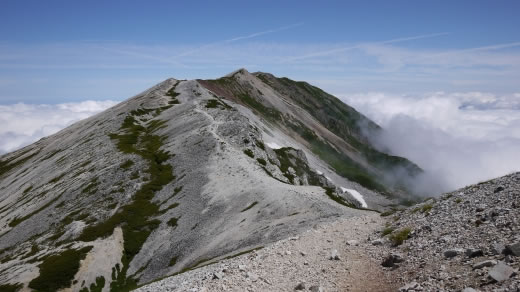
[
  {"x1": 0, "y1": 100, "x2": 118, "y2": 154},
  {"x1": 340, "y1": 92, "x2": 520, "y2": 194}
]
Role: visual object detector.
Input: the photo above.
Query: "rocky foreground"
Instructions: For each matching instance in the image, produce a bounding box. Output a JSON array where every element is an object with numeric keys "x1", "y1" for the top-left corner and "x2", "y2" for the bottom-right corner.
[
  {"x1": 137, "y1": 172, "x2": 519, "y2": 292},
  {"x1": 373, "y1": 172, "x2": 520, "y2": 291}
]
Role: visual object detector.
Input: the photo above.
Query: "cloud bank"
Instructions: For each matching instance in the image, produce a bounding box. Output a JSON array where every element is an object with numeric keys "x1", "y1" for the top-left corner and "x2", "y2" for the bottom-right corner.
[
  {"x1": 0, "y1": 100, "x2": 118, "y2": 154},
  {"x1": 340, "y1": 92, "x2": 520, "y2": 195}
]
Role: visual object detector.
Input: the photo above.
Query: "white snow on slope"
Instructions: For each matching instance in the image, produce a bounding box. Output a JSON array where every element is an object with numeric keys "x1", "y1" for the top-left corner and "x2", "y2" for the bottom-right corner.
[
  {"x1": 340, "y1": 187, "x2": 368, "y2": 208},
  {"x1": 266, "y1": 142, "x2": 283, "y2": 149}
]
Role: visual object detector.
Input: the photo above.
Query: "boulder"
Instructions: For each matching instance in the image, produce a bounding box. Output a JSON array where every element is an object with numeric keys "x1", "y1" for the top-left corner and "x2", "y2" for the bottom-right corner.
[
  {"x1": 488, "y1": 261, "x2": 516, "y2": 282},
  {"x1": 294, "y1": 282, "x2": 306, "y2": 290},
  {"x1": 444, "y1": 249, "x2": 463, "y2": 258},
  {"x1": 381, "y1": 253, "x2": 404, "y2": 268},
  {"x1": 465, "y1": 248, "x2": 484, "y2": 258},
  {"x1": 504, "y1": 242, "x2": 520, "y2": 256},
  {"x1": 472, "y1": 260, "x2": 497, "y2": 270}
]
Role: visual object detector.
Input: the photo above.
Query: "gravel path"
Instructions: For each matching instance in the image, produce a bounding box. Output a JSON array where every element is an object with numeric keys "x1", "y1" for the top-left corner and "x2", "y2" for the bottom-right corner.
[{"x1": 137, "y1": 212, "x2": 397, "y2": 292}]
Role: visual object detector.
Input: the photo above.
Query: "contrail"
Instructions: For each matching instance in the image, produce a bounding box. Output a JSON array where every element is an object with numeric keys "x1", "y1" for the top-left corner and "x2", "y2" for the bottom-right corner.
[
  {"x1": 172, "y1": 22, "x2": 304, "y2": 58},
  {"x1": 96, "y1": 46, "x2": 193, "y2": 68},
  {"x1": 284, "y1": 32, "x2": 450, "y2": 62},
  {"x1": 410, "y1": 40, "x2": 520, "y2": 62}
]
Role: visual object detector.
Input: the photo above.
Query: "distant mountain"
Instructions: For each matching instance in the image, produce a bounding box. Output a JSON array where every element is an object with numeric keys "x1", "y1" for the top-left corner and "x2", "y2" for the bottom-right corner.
[{"x1": 0, "y1": 69, "x2": 420, "y2": 291}]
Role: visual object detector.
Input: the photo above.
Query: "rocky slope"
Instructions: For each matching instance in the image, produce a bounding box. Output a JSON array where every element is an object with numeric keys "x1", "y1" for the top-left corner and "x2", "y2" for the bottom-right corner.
[
  {"x1": 0, "y1": 69, "x2": 419, "y2": 291},
  {"x1": 371, "y1": 172, "x2": 520, "y2": 291},
  {"x1": 137, "y1": 172, "x2": 519, "y2": 292}
]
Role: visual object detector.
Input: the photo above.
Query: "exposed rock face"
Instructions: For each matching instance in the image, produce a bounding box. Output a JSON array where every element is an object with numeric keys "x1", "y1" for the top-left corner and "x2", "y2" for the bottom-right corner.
[
  {"x1": 370, "y1": 172, "x2": 520, "y2": 291},
  {"x1": 0, "y1": 69, "x2": 417, "y2": 290}
]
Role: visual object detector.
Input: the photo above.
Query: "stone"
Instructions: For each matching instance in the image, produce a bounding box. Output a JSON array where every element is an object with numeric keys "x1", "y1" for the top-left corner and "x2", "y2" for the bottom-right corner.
[
  {"x1": 504, "y1": 242, "x2": 520, "y2": 256},
  {"x1": 371, "y1": 239, "x2": 384, "y2": 246},
  {"x1": 381, "y1": 253, "x2": 404, "y2": 268},
  {"x1": 444, "y1": 249, "x2": 463, "y2": 258},
  {"x1": 309, "y1": 286, "x2": 323, "y2": 292},
  {"x1": 212, "y1": 272, "x2": 223, "y2": 280},
  {"x1": 491, "y1": 243, "x2": 506, "y2": 255},
  {"x1": 238, "y1": 264, "x2": 247, "y2": 272},
  {"x1": 472, "y1": 260, "x2": 497, "y2": 269},
  {"x1": 329, "y1": 249, "x2": 340, "y2": 260},
  {"x1": 399, "y1": 281, "x2": 419, "y2": 291},
  {"x1": 488, "y1": 261, "x2": 516, "y2": 282},
  {"x1": 465, "y1": 248, "x2": 484, "y2": 258},
  {"x1": 493, "y1": 186, "x2": 504, "y2": 193},
  {"x1": 346, "y1": 240, "x2": 359, "y2": 246},
  {"x1": 462, "y1": 288, "x2": 478, "y2": 292},
  {"x1": 294, "y1": 282, "x2": 306, "y2": 290},
  {"x1": 246, "y1": 272, "x2": 258, "y2": 282}
]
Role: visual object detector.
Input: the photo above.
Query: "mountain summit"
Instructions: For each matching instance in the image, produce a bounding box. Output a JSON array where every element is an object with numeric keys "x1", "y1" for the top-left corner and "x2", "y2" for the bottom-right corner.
[{"x1": 0, "y1": 69, "x2": 419, "y2": 291}]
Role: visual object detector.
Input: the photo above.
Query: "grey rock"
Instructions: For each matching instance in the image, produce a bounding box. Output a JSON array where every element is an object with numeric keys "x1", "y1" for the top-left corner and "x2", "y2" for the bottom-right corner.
[
  {"x1": 462, "y1": 288, "x2": 479, "y2": 292},
  {"x1": 346, "y1": 240, "x2": 359, "y2": 246},
  {"x1": 309, "y1": 286, "x2": 323, "y2": 292},
  {"x1": 465, "y1": 248, "x2": 484, "y2": 258},
  {"x1": 493, "y1": 186, "x2": 504, "y2": 193},
  {"x1": 444, "y1": 249, "x2": 463, "y2": 258},
  {"x1": 399, "y1": 281, "x2": 420, "y2": 291},
  {"x1": 504, "y1": 242, "x2": 520, "y2": 256},
  {"x1": 488, "y1": 261, "x2": 516, "y2": 282},
  {"x1": 294, "y1": 282, "x2": 306, "y2": 290},
  {"x1": 381, "y1": 253, "x2": 404, "y2": 268},
  {"x1": 473, "y1": 260, "x2": 497, "y2": 269},
  {"x1": 212, "y1": 272, "x2": 223, "y2": 280},
  {"x1": 371, "y1": 239, "x2": 384, "y2": 246},
  {"x1": 238, "y1": 264, "x2": 247, "y2": 272},
  {"x1": 491, "y1": 243, "x2": 506, "y2": 255},
  {"x1": 329, "y1": 249, "x2": 340, "y2": 260},
  {"x1": 246, "y1": 272, "x2": 258, "y2": 282}
]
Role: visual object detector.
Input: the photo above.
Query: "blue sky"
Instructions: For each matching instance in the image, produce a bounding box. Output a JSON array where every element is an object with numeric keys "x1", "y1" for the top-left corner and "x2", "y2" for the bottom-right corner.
[{"x1": 1, "y1": 0, "x2": 519, "y2": 103}]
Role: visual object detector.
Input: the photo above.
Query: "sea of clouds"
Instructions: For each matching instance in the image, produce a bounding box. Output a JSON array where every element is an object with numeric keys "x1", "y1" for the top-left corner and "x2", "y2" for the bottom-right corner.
[
  {"x1": 340, "y1": 92, "x2": 520, "y2": 195},
  {"x1": 0, "y1": 100, "x2": 118, "y2": 154},
  {"x1": 1, "y1": 92, "x2": 519, "y2": 196}
]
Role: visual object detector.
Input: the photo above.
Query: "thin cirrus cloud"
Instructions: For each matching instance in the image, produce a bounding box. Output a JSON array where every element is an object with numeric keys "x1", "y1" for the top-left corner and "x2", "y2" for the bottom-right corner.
[{"x1": 0, "y1": 100, "x2": 118, "y2": 154}]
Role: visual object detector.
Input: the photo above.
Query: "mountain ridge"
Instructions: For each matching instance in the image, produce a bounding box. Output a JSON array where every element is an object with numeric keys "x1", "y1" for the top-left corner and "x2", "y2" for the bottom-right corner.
[{"x1": 0, "y1": 69, "x2": 421, "y2": 291}]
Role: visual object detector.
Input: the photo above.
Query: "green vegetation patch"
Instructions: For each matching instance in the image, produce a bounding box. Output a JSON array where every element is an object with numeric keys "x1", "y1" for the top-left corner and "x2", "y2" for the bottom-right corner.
[
  {"x1": 205, "y1": 99, "x2": 232, "y2": 109},
  {"x1": 0, "y1": 149, "x2": 40, "y2": 178},
  {"x1": 0, "y1": 283, "x2": 22, "y2": 292},
  {"x1": 41, "y1": 149, "x2": 62, "y2": 161},
  {"x1": 256, "y1": 158, "x2": 266, "y2": 166},
  {"x1": 9, "y1": 193, "x2": 62, "y2": 228},
  {"x1": 79, "y1": 276, "x2": 105, "y2": 292},
  {"x1": 389, "y1": 227, "x2": 411, "y2": 246},
  {"x1": 167, "y1": 217, "x2": 179, "y2": 227},
  {"x1": 169, "y1": 256, "x2": 178, "y2": 267},
  {"x1": 322, "y1": 187, "x2": 356, "y2": 208},
  {"x1": 241, "y1": 201, "x2": 258, "y2": 212},
  {"x1": 82, "y1": 178, "x2": 99, "y2": 194},
  {"x1": 50, "y1": 173, "x2": 67, "y2": 184},
  {"x1": 120, "y1": 160, "x2": 134, "y2": 169},
  {"x1": 382, "y1": 227, "x2": 395, "y2": 236},
  {"x1": 79, "y1": 113, "x2": 175, "y2": 291},
  {"x1": 28, "y1": 246, "x2": 93, "y2": 291},
  {"x1": 243, "y1": 149, "x2": 254, "y2": 158}
]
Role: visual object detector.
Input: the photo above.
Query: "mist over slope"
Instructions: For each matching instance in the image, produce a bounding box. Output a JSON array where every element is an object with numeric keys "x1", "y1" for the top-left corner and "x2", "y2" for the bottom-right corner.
[{"x1": 341, "y1": 92, "x2": 520, "y2": 194}]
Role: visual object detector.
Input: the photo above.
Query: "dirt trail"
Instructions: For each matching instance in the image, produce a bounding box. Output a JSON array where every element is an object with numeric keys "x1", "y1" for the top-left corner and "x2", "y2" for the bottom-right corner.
[{"x1": 137, "y1": 213, "x2": 397, "y2": 292}]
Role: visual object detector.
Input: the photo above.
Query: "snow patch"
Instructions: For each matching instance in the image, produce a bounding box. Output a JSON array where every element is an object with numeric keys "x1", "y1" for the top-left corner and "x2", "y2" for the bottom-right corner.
[
  {"x1": 340, "y1": 187, "x2": 368, "y2": 208},
  {"x1": 316, "y1": 170, "x2": 323, "y2": 175},
  {"x1": 266, "y1": 142, "x2": 283, "y2": 149}
]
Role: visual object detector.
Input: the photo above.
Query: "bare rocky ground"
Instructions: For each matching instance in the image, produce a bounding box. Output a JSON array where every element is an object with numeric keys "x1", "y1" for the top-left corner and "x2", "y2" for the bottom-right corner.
[
  {"x1": 136, "y1": 212, "x2": 398, "y2": 292},
  {"x1": 370, "y1": 172, "x2": 520, "y2": 292},
  {"x1": 138, "y1": 172, "x2": 520, "y2": 292}
]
